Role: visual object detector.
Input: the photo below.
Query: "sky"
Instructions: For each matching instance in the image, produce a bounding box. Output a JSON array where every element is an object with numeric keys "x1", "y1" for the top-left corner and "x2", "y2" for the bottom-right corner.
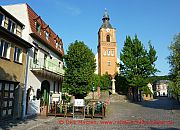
[{"x1": 1, "y1": 0, "x2": 180, "y2": 76}]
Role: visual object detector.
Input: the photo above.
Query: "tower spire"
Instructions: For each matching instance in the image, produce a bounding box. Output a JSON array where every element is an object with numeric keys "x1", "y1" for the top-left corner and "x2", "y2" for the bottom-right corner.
[
  {"x1": 102, "y1": 9, "x2": 110, "y2": 21},
  {"x1": 101, "y1": 9, "x2": 112, "y2": 29}
]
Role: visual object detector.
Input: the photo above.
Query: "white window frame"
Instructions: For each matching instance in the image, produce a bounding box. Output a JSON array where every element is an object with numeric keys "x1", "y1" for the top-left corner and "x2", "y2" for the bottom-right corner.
[
  {"x1": 14, "y1": 46, "x2": 23, "y2": 63},
  {"x1": 55, "y1": 40, "x2": 59, "y2": 49},
  {"x1": 7, "y1": 19, "x2": 16, "y2": 33},
  {"x1": 16, "y1": 25, "x2": 22, "y2": 37},
  {"x1": 0, "y1": 39, "x2": 11, "y2": 59}
]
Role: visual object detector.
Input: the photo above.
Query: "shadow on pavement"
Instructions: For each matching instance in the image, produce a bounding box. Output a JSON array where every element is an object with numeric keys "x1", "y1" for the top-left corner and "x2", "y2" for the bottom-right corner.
[
  {"x1": 133, "y1": 97, "x2": 180, "y2": 110},
  {"x1": 0, "y1": 115, "x2": 38, "y2": 130},
  {"x1": 150, "y1": 127, "x2": 180, "y2": 130}
]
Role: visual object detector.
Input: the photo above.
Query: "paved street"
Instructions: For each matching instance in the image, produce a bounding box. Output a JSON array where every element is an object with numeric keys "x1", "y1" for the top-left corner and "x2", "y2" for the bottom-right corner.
[{"x1": 1, "y1": 97, "x2": 180, "y2": 130}]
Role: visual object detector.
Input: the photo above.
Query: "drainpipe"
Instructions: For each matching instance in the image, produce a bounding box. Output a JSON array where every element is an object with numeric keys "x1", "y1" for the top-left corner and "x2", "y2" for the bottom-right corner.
[{"x1": 22, "y1": 48, "x2": 30, "y2": 119}]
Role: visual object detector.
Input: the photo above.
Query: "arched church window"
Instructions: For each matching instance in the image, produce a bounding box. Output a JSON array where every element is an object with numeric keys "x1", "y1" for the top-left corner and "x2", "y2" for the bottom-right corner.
[
  {"x1": 106, "y1": 35, "x2": 110, "y2": 42},
  {"x1": 104, "y1": 50, "x2": 106, "y2": 56},
  {"x1": 107, "y1": 50, "x2": 110, "y2": 56}
]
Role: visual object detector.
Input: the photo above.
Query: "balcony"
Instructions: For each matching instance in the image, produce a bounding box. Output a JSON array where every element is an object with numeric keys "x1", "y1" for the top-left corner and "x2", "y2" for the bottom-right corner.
[{"x1": 30, "y1": 58, "x2": 64, "y2": 80}]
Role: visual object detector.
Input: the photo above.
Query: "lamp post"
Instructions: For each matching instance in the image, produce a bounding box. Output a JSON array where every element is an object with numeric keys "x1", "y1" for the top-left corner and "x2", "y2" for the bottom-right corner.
[{"x1": 92, "y1": 84, "x2": 95, "y2": 100}]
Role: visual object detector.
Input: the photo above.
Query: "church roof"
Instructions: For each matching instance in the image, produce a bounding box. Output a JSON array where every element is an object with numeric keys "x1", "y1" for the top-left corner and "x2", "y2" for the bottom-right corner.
[{"x1": 100, "y1": 9, "x2": 113, "y2": 29}]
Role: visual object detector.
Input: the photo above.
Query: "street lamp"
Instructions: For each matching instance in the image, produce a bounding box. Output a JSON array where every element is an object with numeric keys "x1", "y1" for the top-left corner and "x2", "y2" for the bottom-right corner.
[{"x1": 92, "y1": 84, "x2": 95, "y2": 100}]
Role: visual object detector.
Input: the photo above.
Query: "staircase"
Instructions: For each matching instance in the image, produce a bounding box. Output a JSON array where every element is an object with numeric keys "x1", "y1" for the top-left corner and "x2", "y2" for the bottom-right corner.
[{"x1": 110, "y1": 93, "x2": 129, "y2": 103}]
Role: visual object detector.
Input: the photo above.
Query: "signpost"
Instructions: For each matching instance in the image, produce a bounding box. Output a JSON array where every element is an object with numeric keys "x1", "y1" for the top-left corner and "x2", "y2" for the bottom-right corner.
[{"x1": 73, "y1": 99, "x2": 85, "y2": 120}]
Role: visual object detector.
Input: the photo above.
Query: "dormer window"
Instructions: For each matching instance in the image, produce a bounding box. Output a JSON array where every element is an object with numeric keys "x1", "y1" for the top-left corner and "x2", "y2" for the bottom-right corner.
[
  {"x1": 16, "y1": 25, "x2": 22, "y2": 37},
  {"x1": 45, "y1": 31, "x2": 49, "y2": 40},
  {"x1": 55, "y1": 40, "x2": 58, "y2": 48},
  {"x1": 59, "y1": 44, "x2": 62, "y2": 51},
  {"x1": 36, "y1": 22, "x2": 41, "y2": 34},
  {"x1": 106, "y1": 35, "x2": 110, "y2": 42},
  {"x1": 4, "y1": 17, "x2": 8, "y2": 29},
  {"x1": 7, "y1": 19, "x2": 16, "y2": 33}
]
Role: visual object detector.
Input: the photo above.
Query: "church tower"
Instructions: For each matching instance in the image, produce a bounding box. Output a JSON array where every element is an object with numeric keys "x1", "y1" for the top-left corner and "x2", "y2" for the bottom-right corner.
[{"x1": 98, "y1": 10, "x2": 117, "y2": 77}]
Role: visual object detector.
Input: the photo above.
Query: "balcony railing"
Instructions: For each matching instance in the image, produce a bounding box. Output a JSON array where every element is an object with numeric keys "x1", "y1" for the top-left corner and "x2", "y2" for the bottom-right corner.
[{"x1": 30, "y1": 58, "x2": 64, "y2": 75}]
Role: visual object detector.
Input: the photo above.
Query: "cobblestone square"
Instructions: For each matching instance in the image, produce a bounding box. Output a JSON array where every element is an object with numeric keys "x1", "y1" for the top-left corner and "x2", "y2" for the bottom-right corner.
[{"x1": 1, "y1": 97, "x2": 180, "y2": 130}]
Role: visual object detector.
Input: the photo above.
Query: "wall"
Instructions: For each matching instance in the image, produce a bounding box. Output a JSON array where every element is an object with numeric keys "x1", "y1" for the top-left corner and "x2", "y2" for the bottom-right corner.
[{"x1": 0, "y1": 35, "x2": 27, "y2": 118}]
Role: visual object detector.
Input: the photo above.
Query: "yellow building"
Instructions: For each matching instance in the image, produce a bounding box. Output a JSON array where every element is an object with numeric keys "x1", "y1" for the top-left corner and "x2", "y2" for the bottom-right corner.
[{"x1": 0, "y1": 6, "x2": 32, "y2": 119}]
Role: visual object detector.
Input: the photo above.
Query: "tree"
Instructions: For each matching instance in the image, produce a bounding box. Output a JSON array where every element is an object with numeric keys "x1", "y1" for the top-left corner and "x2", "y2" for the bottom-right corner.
[
  {"x1": 100, "y1": 73, "x2": 111, "y2": 90},
  {"x1": 147, "y1": 75, "x2": 170, "y2": 84},
  {"x1": 120, "y1": 35, "x2": 158, "y2": 101},
  {"x1": 92, "y1": 73, "x2": 111, "y2": 91},
  {"x1": 63, "y1": 40, "x2": 96, "y2": 98},
  {"x1": 168, "y1": 33, "x2": 180, "y2": 99},
  {"x1": 115, "y1": 74, "x2": 128, "y2": 94}
]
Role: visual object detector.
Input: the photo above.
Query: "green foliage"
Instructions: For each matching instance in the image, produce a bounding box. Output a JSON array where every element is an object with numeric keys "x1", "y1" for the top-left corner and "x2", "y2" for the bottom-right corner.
[
  {"x1": 63, "y1": 40, "x2": 96, "y2": 98},
  {"x1": 100, "y1": 73, "x2": 111, "y2": 90},
  {"x1": 147, "y1": 75, "x2": 170, "y2": 84},
  {"x1": 91, "y1": 73, "x2": 111, "y2": 90},
  {"x1": 168, "y1": 33, "x2": 180, "y2": 95},
  {"x1": 115, "y1": 74, "x2": 128, "y2": 94},
  {"x1": 139, "y1": 86, "x2": 152, "y2": 95},
  {"x1": 120, "y1": 35, "x2": 158, "y2": 89}
]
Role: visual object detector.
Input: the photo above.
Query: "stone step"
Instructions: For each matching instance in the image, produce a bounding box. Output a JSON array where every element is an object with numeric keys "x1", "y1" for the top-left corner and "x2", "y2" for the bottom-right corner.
[{"x1": 110, "y1": 94, "x2": 129, "y2": 103}]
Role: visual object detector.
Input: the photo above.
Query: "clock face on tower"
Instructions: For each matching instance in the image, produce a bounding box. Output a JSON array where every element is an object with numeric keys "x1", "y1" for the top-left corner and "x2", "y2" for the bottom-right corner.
[{"x1": 106, "y1": 28, "x2": 110, "y2": 32}]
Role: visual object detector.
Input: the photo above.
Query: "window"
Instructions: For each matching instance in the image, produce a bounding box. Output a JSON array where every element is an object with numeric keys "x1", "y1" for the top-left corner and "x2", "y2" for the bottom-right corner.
[
  {"x1": 104, "y1": 50, "x2": 106, "y2": 56},
  {"x1": 7, "y1": 19, "x2": 12, "y2": 31},
  {"x1": 14, "y1": 46, "x2": 22, "y2": 63},
  {"x1": 107, "y1": 50, "x2": 110, "y2": 56},
  {"x1": 7, "y1": 19, "x2": 16, "y2": 33},
  {"x1": 59, "y1": 44, "x2": 62, "y2": 51},
  {"x1": 36, "y1": 22, "x2": 41, "y2": 34},
  {"x1": 45, "y1": 31, "x2": 49, "y2": 40},
  {"x1": 111, "y1": 50, "x2": 114, "y2": 56},
  {"x1": 16, "y1": 25, "x2": 22, "y2": 37},
  {"x1": 107, "y1": 60, "x2": 111, "y2": 66},
  {"x1": 106, "y1": 35, "x2": 110, "y2": 42},
  {"x1": 11, "y1": 22, "x2": 16, "y2": 33},
  {"x1": 55, "y1": 40, "x2": 58, "y2": 48},
  {"x1": 0, "y1": 13, "x2": 4, "y2": 26},
  {"x1": 33, "y1": 48, "x2": 38, "y2": 64},
  {"x1": 0, "y1": 39, "x2": 10, "y2": 59},
  {"x1": 4, "y1": 17, "x2": 9, "y2": 29}
]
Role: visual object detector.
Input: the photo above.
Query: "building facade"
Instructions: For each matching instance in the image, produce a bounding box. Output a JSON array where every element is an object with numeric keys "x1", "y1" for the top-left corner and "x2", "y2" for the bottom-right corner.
[
  {"x1": 0, "y1": 6, "x2": 32, "y2": 119},
  {"x1": 3, "y1": 4, "x2": 64, "y2": 116},
  {"x1": 153, "y1": 80, "x2": 169, "y2": 97}
]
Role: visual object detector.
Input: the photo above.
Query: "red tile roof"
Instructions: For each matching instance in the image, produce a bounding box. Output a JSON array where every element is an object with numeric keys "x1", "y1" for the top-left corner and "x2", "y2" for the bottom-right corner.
[{"x1": 26, "y1": 4, "x2": 64, "y2": 56}]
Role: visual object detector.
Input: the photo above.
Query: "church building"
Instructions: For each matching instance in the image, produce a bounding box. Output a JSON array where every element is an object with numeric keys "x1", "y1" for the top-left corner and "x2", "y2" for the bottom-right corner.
[{"x1": 96, "y1": 10, "x2": 119, "y2": 94}]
